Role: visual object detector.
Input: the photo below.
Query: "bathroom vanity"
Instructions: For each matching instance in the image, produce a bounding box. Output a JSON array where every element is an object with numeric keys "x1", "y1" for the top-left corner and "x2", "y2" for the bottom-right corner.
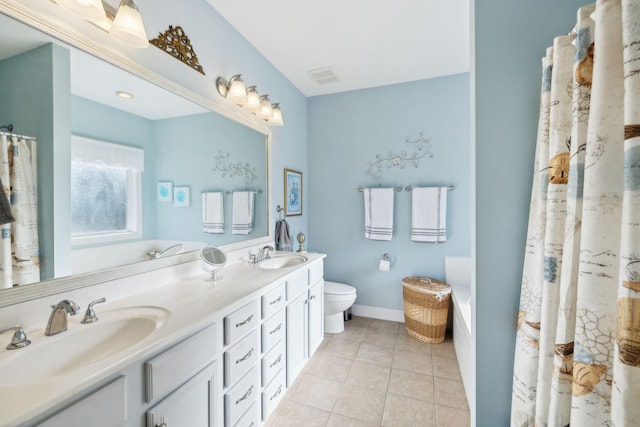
[{"x1": 0, "y1": 252, "x2": 325, "y2": 426}]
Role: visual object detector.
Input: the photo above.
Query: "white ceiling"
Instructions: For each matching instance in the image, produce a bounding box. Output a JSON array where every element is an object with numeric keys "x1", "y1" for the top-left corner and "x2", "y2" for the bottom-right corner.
[{"x1": 206, "y1": 0, "x2": 470, "y2": 97}]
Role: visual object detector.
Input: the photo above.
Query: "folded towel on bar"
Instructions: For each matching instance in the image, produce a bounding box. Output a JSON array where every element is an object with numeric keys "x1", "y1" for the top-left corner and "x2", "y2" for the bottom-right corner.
[
  {"x1": 363, "y1": 187, "x2": 394, "y2": 241},
  {"x1": 202, "y1": 192, "x2": 224, "y2": 234},
  {"x1": 232, "y1": 191, "x2": 255, "y2": 235},
  {"x1": 275, "y1": 218, "x2": 292, "y2": 251},
  {"x1": 411, "y1": 187, "x2": 447, "y2": 243}
]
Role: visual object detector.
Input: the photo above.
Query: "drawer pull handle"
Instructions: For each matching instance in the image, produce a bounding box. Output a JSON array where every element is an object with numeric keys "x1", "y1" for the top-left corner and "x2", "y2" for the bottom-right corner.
[
  {"x1": 236, "y1": 384, "x2": 254, "y2": 404},
  {"x1": 269, "y1": 295, "x2": 282, "y2": 305},
  {"x1": 236, "y1": 348, "x2": 254, "y2": 364},
  {"x1": 155, "y1": 417, "x2": 167, "y2": 427},
  {"x1": 310, "y1": 295, "x2": 317, "y2": 300},
  {"x1": 269, "y1": 323, "x2": 282, "y2": 335},
  {"x1": 270, "y1": 385, "x2": 283, "y2": 401},
  {"x1": 269, "y1": 354, "x2": 282, "y2": 368},
  {"x1": 235, "y1": 314, "x2": 254, "y2": 328}
]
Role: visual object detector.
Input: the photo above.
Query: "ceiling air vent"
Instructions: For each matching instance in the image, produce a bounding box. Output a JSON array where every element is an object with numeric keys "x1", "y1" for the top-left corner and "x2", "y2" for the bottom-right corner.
[{"x1": 307, "y1": 67, "x2": 339, "y2": 85}]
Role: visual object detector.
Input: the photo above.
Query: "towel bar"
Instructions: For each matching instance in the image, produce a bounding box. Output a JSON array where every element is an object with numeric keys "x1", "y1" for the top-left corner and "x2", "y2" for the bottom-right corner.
[
  {"x1": 405, "y1": 186, "x2": 455, "y2": 191},
  {"x1": 357, "y1": 187, "x2": 402, "y2": 192}
]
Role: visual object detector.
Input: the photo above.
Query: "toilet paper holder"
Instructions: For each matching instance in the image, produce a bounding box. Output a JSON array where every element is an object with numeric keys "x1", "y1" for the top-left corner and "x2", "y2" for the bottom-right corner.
[{"x1": 379, "y1": 253, "x2": 393, "y2": 272}]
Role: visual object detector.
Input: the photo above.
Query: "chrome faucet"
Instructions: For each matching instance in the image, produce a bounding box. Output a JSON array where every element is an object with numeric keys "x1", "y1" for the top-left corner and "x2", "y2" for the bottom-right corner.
[
  {"x1": 45, "y1": 300, "x2": 81, "y2": 336},
  {"x1": 258, "y1": 245, "x2": 275, "y2": 262},
  {"x1": 0, "y1": 325, "x2": 31, "y2": 350},
  {"x1": 81, "y1": 297, "x2": 107, "y2": 324}
]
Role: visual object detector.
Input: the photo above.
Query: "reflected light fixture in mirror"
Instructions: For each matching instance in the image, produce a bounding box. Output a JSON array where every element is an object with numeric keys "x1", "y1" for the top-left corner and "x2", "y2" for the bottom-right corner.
[
  {"x1": 109, "y1": 0, "x2": 149, "y2": 48},
  {"x1": 55, "y1": 0, "x2": 106, "y2": 21}
]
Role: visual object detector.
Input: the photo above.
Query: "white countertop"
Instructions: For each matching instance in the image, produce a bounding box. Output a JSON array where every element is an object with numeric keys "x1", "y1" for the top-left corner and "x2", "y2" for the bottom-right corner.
[{"x1": 0, "y1": 252, "x2": 325, "y2": 426}]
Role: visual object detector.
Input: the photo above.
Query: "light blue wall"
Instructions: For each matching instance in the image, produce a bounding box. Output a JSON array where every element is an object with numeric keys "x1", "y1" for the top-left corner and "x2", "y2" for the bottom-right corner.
[
  {"x1": 0, "y1": 43, "x2": 71, "y2": 280},
  {"x1": 71, "y1": 96, "x2": 157, "y2": 241},
  {"x1": 473, "y1": 0, "x2": 591, "y2": 424},
  {"x1": 154, "y1": 112, "x2": 267, "y2": 244},
  {"x1": 308, "y1": 74, "x2": 470, "y2": 310}
]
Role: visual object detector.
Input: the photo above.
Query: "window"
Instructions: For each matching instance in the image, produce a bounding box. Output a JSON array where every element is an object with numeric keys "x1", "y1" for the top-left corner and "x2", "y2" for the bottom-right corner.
[{"x1": 71, "y1": 136, "x2": 144, "y2": 245}]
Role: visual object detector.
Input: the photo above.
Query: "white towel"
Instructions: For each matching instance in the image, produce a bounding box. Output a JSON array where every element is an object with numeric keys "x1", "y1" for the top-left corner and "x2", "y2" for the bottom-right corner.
[
  {"x1": 363, "y1": 188, "x2": 394, "y2": 241},
  {"x1": 232, "y1": 191, "x2": 255, "y2": 235},
  {"x1": 202, "y1": 192, "x2": 224, "y2": 234},
  {"x1": 411, "y1": 187, "x2": 447, "y2": 243}
]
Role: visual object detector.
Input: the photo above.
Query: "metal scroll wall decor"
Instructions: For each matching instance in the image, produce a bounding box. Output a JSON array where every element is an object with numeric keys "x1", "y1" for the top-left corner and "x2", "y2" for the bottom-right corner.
[
  {"x1": 364, "y1": 132, "x2": 433, "y2": 183},
  {"x1": 150, "y1": 25, "x2": 205, "y2": 75},
  {"x1": 213, "y1": 151, "x2": 257, "y2": 186}
]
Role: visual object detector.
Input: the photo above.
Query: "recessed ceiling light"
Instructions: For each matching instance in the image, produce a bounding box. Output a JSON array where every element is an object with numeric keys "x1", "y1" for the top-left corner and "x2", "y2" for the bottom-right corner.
[{"x1": 115, "y1": 90, "x2": 134, "y2": 99}]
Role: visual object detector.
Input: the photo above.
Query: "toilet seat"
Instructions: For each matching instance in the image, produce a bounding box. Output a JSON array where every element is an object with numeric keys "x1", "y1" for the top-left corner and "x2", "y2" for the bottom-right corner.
[{"x1": 324, "y1": 281, "x2": 356, "y2": 296}]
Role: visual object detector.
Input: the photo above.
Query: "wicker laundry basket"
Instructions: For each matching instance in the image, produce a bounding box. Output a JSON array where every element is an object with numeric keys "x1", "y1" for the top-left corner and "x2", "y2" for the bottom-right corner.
[{"x1": 402, "y1": 276, "x2": 451, "y2": 343}]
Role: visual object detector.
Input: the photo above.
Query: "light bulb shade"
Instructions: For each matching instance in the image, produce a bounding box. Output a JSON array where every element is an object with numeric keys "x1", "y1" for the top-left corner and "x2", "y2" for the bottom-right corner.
[
  {"x1": 110, "y1": 0, "x2": 149, "y2": 48},
  {"x1": 55, "y1": 0, "x2": 106, "y2": 22},
  {"x1": 269, "y1": 103, "x2": 284, "y2": 126},
  {"x1": 244, "y1": 86, "x2": 261, "y2": 113},
  {"x1": 227, "y1": 75, "x2": 248, "y2": 105},
  {"x1": 258, "y1": 95, "x2": 273, "y2": 120}
]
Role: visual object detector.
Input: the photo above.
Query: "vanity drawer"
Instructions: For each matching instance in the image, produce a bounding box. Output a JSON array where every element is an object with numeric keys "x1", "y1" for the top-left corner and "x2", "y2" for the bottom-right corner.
[
  {"x1": 309, "y1": 260, "x2": 324, "y2": 285},
  {"x1": 225, "y1": 330, "x2": 260, "y2": 387},
  {"x1": 233, "y1": 401, "x2": 259, "y2": 427},
  {"x1": 225, "y1": 300, "x2": 259, "y2": 346},
  {"x1": 225, "y1": 367, "x2": 260, "y2": 427},
  {"x1": 261, "y1": 340, "x2": 286, "y2": 387},
  {"x1": 261, "y1": 282, "x2": 285, "y2": 319},
  {"x1": 261, "y1": 369, "x2": 286, "y2": 421},
  {"x1": 261, "y1": 309, "x2": 285, "y2": 353},
  {"x1": 145, "y1": 323, "x2": 217, "y2": 403},
  {"x1": 286, "y1": 270, "x2": 309, "y2": 300}
]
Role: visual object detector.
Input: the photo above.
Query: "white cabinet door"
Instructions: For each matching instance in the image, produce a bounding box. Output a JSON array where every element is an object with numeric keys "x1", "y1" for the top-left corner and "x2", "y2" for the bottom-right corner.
[
  {"x1": 286, "y1": 292, "x2": 308, "y2": 386},
  {"x1": 38, "y1": 377, "x2": 126, "y2": 427},
  {"x1": 308, "y1": 280, "x2": 324, "y2": 356},
  {"x1": 146, "y1": 362, "x2": 218, "y2": 427}
]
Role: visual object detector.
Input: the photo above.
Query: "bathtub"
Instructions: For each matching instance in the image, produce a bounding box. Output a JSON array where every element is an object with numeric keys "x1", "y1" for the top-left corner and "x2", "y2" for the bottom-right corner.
[{"x1": 444, "y1": 256, "x2": 472, "y2": 407}]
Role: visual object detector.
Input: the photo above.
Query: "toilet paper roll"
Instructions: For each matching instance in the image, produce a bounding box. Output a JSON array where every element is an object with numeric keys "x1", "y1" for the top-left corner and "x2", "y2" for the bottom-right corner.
[{"x1": 379, "y1": 259, "x2": 391, "y2": 272}]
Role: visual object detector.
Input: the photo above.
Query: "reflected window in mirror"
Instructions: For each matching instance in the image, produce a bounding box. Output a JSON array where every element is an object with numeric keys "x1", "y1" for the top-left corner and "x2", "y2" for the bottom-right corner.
[{"x1": 71, "y1": 136, "x2": 143, "y2": 245}]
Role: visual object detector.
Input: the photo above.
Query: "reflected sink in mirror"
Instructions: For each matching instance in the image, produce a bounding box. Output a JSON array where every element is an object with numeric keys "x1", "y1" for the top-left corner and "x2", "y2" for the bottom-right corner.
[
  {"x1": 0, "y1": 306, "x2": 169, "y2": 387},
  {"x1": 258, "y1": 254, "x2": 308, "y2": 270}
]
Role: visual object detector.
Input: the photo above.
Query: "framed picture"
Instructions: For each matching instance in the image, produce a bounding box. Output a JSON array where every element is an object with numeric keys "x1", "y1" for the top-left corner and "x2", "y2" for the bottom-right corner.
[
  {"x1": 173, "y1": 186, "x2": 190, "y2": 207},
  {"x1": 284, "y1": 168, "x2": 302, "y2": 216},
  {"x1": 157, "y1": 181, "x2": 173, "y2": 202}
]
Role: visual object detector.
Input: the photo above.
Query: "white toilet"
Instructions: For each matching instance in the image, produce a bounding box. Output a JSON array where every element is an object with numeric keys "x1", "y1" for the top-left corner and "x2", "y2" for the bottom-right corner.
[{"x1": 324, "y1": 281, "x2": 357, "y2": 333}]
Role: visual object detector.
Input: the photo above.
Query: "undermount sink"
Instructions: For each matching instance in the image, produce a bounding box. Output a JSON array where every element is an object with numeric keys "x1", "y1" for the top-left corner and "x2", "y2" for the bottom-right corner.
[
  {"x1": 258, "y1": 253, "x2": 308, "y2": 270},
  {"x1": 0, "y1": 306, "x2": 169, "y2": 387}
]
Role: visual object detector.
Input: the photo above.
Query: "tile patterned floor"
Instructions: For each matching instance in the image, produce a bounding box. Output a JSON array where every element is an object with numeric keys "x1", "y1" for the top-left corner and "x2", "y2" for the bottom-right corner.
[{"x1": 264, "y1": 316, "x2": 470, "y2": 427}]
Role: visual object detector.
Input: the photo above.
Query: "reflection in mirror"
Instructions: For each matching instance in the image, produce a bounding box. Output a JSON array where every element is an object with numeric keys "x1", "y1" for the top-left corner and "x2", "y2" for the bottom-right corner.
[{"x1": 0, "y1": 11, "x2": 269, "y2": 295}]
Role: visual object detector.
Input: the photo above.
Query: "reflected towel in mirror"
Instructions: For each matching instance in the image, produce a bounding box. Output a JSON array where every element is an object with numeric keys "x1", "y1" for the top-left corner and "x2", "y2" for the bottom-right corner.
[
  {"x1": 363, "y1": 188, "x2": 394, "y2": 241},
  {"x1": 202, "y1": 192, "x2": 224, "y2": 234},
  {"x1": 232, "y1": 191, "x2": 255, "y2": 235},
  {"x1": 411, "y1": 187, "x2": 447, "y2": 243}
]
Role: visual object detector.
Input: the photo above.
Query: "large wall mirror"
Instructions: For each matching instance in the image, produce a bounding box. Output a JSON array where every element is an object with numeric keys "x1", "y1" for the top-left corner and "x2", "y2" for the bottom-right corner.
[{"x1": 0, "y1": 8, "x2": 271, "y2": 307}]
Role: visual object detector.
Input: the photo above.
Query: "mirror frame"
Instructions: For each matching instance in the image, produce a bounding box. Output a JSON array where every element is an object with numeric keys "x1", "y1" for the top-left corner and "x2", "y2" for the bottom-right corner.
[{"x1": 0, "y1": 1, "x2": 273, "y2": 308}]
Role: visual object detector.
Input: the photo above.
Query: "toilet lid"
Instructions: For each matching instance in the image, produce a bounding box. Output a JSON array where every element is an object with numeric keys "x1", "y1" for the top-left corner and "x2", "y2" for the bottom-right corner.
[{"x1": 324, "y1": 281, "x2": 356, "y2": 295}]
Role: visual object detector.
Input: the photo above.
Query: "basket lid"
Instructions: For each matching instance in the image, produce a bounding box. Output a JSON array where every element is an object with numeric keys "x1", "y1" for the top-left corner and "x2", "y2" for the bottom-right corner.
[{"x1": 402, "y1": 276, "x2": 451, "y2": 297}]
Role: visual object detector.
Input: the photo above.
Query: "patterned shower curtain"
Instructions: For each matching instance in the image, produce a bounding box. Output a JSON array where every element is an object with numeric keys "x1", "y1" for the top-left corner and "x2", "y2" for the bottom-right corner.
[
  {"x1": 0, "y1": 134, "x2": 40, "y2": 288},
  {"x1": 511, "y1": 0, "x2": 640, "y2": 425}
]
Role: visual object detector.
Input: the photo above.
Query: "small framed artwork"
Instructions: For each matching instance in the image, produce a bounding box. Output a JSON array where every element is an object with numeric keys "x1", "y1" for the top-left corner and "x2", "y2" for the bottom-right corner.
[
  {"x1": 284, "y1": 168, "x2": 302, "y2": 216},
  {"x1": 157, "y1": 181, "x2": 173, "y2": 202},
  {"x1": 173, "y1": 186, "x2": 190, "y2": 207}
]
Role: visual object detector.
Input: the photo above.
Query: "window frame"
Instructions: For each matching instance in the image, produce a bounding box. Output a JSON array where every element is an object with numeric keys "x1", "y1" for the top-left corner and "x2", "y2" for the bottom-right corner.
[{"x1": 70, "y1": 136, "x2": 143, "y2": 246}]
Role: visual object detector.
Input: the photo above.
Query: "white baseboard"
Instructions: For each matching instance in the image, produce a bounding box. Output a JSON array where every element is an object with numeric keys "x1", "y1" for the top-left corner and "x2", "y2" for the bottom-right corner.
[{"x1": 351, "y1": 304, "x2": 405, "y2": 323}]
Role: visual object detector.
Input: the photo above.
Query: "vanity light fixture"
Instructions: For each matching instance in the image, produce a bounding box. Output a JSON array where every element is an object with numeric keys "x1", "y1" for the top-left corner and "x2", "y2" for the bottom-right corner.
[
  {"x1": 216, "y1": 75, "x2": 285, "y2": 126},
  {"x1": 109, "y1": 0, "x2": 149, "y2": 48},
  {"x1": 55, "y1": 0, "x2": 106, "y2": 21},
  {"x1": 258, "y1": 95, "x2": 273, "y2": 120},
  {"x1": 270, "y1": 103, "x2": 284, "y2": 126},
  {"x1": 244, "y1": 86, "x2": 261, "y2": 113}
]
